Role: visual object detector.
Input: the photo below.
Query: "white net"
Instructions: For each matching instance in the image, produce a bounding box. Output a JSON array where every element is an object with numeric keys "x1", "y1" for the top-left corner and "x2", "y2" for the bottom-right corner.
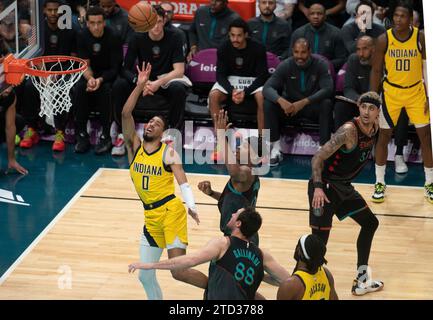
[{"x1": 27, "y1": 58, "x2": 85, "y2": 124}]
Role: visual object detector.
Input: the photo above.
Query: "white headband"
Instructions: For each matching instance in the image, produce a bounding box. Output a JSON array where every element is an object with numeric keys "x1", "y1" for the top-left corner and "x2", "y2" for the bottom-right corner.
[{"x1": 300, "y1": 235, "x2": 310, "y2": 260}]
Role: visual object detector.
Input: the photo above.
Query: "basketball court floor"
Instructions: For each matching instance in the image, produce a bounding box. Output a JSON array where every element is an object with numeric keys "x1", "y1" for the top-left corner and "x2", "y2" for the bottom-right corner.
[{"x1": 1, "y1": 141, "x2": 432, "y2": 300}]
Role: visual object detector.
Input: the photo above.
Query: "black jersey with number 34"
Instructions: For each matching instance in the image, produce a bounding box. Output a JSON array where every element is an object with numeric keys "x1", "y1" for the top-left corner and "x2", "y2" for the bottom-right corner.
[
  {"x1": 206, "y1": 236, "x2": 264, "y2": 300},
  {"x1": 323, "y1": 118, "x2": 377, "y2": 183}
]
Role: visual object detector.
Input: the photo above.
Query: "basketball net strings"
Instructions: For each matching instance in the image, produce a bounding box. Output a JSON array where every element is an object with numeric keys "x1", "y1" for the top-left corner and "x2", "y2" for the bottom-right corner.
[{"x1": 28, "y1": 59, "x2": 85, "y2": 126}]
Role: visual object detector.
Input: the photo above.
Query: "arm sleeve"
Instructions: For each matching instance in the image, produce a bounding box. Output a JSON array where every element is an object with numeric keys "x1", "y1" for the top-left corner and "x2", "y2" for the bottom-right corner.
[
  {"x1": 101, "y1": 33, "x2": 122, "y2": 83},
  {"x1": 263, "y1": 60, "x2": 289, "y2": 103},
  {"x1": 76, "y1": 31, "x2": 90, "y2": 59},
  {"x1": 343, "y1": 56, "x2": 361, "y2": 101},
  {"x1": 331, "y1": 32, "x2": 348, "y2": 71},
  {"x1": 307, "y1": 61, "x2": 334, "y2": 104},
  {"x1": 188, "y1": 13, "x2": 198, "y2": 48},
  {"x1": 216, "y1": 43, "x2": 234, "y2": 95},
  {"x1": 121, "y1": 34, "x2": 138, "y2": 84},
  {"x1": 171, "y1": 33, "x2": 186, "y2": 64},
  {"x1": 245, "y1": 45, "x2": 269, "y2": 95}
]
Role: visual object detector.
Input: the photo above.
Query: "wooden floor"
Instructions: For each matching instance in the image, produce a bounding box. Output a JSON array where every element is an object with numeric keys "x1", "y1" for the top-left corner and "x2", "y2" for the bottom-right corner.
[{"x1": 1, "y1": 168, "x2": 432, "y2": 300}]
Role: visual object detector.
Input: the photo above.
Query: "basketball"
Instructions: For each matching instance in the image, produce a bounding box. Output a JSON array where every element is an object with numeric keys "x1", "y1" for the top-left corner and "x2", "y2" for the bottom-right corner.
[{"x1": 128, "y1": 1, "x2": 158, "y2": 33}]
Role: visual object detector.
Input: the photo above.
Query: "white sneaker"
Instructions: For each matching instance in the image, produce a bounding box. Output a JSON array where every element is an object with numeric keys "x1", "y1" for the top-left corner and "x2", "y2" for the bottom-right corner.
[
  {"x1": 270, "y1": 147, "x2": 282, "y2": 167},
  {"x1": 111, "y1": 134, "x2": 126, "y2": 156},
  {"x1": 352, "y1": 279, "x2": 384, "y2": 296},
  {"x1": 394, "y1": 155, "x2": 408, "y2": 174}
]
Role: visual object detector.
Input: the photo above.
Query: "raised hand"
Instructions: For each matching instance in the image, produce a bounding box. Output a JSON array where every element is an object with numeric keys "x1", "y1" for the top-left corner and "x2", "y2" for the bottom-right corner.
[
  {"x1": 198, "y1": 181, "x2": 213, "y2": 195},
  {"x1": 136, "y1": 62, "x2": 152, "y2": 87}
]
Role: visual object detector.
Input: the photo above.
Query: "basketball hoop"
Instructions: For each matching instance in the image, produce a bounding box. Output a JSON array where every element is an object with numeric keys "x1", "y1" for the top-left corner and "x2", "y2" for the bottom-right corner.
[{"x1": 3, "y1": 54, "x2": 87, "y2": 120}]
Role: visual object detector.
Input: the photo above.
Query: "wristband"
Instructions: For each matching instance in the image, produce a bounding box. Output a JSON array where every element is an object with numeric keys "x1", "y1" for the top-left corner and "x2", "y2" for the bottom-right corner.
[
  {"x1": 313, "y1": 181, "x2": 324, "y2": 189},
  {"x1": 180, "y1": 183, "x2": 196, "y2": 210}
]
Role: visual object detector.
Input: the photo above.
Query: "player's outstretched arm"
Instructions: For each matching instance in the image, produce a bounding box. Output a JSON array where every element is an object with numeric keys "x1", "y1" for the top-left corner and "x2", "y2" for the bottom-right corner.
[
  {"x1": 262, "y1": 249, "x2": 290, "y2": 286},
  {"x1": 197, "y1": 181, "x2": 222, "y2": 201},
  {"x1": 4, "y1": 93, "x2": 27, "y2": 175},
  {"x1": 128, "y1": 237, "x2": 227, "y2": 272},
  {"x1": 213, "y1": 110, "x2": 251, "y2": 183},
  {"x1": 165, "y1": 147, "x2": 200, "y2": 225},
  {"x1": 122, "y1": 62, "x2": 151, "y2": 163}
]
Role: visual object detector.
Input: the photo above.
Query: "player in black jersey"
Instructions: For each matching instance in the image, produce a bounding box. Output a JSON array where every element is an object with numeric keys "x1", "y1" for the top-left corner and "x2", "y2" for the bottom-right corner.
[
  {"x1": 309, "y1": 91, "x2": 384, "y2": 296},
  {"x1": 128, "y1": 207, "x2": 289, "y2": 300},
  {"x1": 198, "y1": 110, "x2": 263, "y2": 245}
]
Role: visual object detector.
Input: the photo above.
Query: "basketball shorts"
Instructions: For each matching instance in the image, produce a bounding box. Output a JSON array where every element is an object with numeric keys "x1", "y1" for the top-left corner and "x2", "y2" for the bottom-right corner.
[
  {"x1": 381, "y1": 81, "x2": 429, "y2": 128},
  {"x1": 308, "y1": 179, "x2": 369, "y2": 230},
  {"x1": 142, "y1": 197, "x2": 188, "y2": 249}
]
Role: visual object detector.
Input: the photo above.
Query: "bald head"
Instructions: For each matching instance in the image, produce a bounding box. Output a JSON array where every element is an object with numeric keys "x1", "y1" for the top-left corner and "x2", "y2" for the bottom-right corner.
[
  {"x1": 292, "y1": 38, "x2": 311, "y2": 67},
  {"x1": 293, "y1": 37, "x2": 310, "y2": 51},
  {"x1": 356, "y1": 35, "x2": 374, "y2": 65}
]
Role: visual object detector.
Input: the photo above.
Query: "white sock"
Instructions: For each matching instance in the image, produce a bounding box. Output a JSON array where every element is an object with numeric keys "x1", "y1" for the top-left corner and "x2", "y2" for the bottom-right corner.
[
  {"x1": 425, "y1": 167, "x2": 433, "y2": 185},
  {"x1": 375, "y1": 164, "x2": 386, "y2": 184}
]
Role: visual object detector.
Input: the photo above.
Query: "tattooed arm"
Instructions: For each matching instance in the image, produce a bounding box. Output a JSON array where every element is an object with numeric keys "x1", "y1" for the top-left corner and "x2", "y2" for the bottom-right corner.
[{"x1": 311, "y1": 123, "x2": 358, "y2": 209}]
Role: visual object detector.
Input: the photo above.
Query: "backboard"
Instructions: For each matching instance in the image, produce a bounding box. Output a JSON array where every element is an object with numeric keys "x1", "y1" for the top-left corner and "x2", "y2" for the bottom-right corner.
[{"x1": 0, "y1": 0, "x2": 43, "y2": 93}]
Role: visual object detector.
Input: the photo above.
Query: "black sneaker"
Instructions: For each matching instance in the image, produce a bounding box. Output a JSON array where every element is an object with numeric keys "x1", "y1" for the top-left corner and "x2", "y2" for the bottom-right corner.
[
  {"x1": 95, "y1": 135, "x2": 112, "y2": 155},
  {"x1": 74, "y1": 132, "x2": 90, "y2": 153}
]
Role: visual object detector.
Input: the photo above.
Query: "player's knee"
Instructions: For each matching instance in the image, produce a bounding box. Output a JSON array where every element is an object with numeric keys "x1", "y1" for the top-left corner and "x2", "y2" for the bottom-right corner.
[
  {"x1": 138, "y1": 269, "x2": 157, "y2": 286},
  {"x1": 167, "y1": 82, "x2": 186, "y2": 95},
  {"x1": 320, "y1": 99, "x2": 333, "y2": 114},
  {"x1": 369, "y1": 215, "x2": 379, "y2": 233}
]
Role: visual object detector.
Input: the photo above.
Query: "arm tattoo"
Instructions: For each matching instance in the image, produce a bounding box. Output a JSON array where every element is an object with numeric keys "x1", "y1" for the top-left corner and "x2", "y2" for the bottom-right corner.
[{"x1": 311, "y1": 124, "x2": 357, "y2": 183}]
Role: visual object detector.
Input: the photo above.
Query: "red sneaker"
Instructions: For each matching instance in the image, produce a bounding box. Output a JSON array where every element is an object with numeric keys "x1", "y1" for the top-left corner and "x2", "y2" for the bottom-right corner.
[
  {"x1": 52, "y1": 130, "x2": 65, "y2": 152},
  {"x1": 19, "y1": 127, "x2": 40, "y2": 148}
]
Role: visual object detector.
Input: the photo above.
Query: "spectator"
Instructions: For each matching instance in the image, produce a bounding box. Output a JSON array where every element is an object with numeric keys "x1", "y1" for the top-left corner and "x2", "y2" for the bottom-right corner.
[
  {"x1": 295, "y1": 0, "x2": 347, "y2": 29},
  {"x1": 290, "y1": 2, "x2": 347, "y2": 71},
  {"x1": 160, "y1": 1, "x2": 187, "y2": 46},
  {"x1": 188, "y1": 0, "x2": 239, "y2": 62},
  {"x1": 248, "y1": 0, "x2": 292, "y2": 59},
  {"x1": 335, "y1": 36, "x2": 373, "y2": 129},
  {"x1": 255, "y1": 0, "x2": 298, "y2": 22},
  {"x1": 345, "y1": 0, "x2": 386, "y2": 26},
  {"x1": 341, "y1": 0, "x2": 386, "y2": 54},
  {"x1": 263, "y1": 38, "x2": 333, "y2": 166},
  {"x1": 209, "y1": 18, "x2": 269, "y2": 137},
  {"x1": 74, "y1": 6, "x2": 122, "y2": 154},
  {"x1": 99, "y1": 0, "x2": 133, "y2": 44},
  {"x1": 19, "y1": 0, "x2": 77, "y2": 152},
  {"x1": 112, "y1": 5, "x2": 187, "y2": 156}
]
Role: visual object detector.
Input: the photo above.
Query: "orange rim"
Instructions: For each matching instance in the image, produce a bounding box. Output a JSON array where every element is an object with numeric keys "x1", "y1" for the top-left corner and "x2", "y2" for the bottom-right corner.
[
  {"x1": 24, "y1": 55, "x2": 87, "y2": 77},
  {"x1": 4, "y1": 54, "x2": 87, "y2": 85}
]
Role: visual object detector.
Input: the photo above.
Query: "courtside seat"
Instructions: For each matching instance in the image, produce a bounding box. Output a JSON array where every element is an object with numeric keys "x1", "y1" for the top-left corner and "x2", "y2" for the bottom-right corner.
[{"x1": 184, "y1": 48, "x2": 217, "y2": 122}]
